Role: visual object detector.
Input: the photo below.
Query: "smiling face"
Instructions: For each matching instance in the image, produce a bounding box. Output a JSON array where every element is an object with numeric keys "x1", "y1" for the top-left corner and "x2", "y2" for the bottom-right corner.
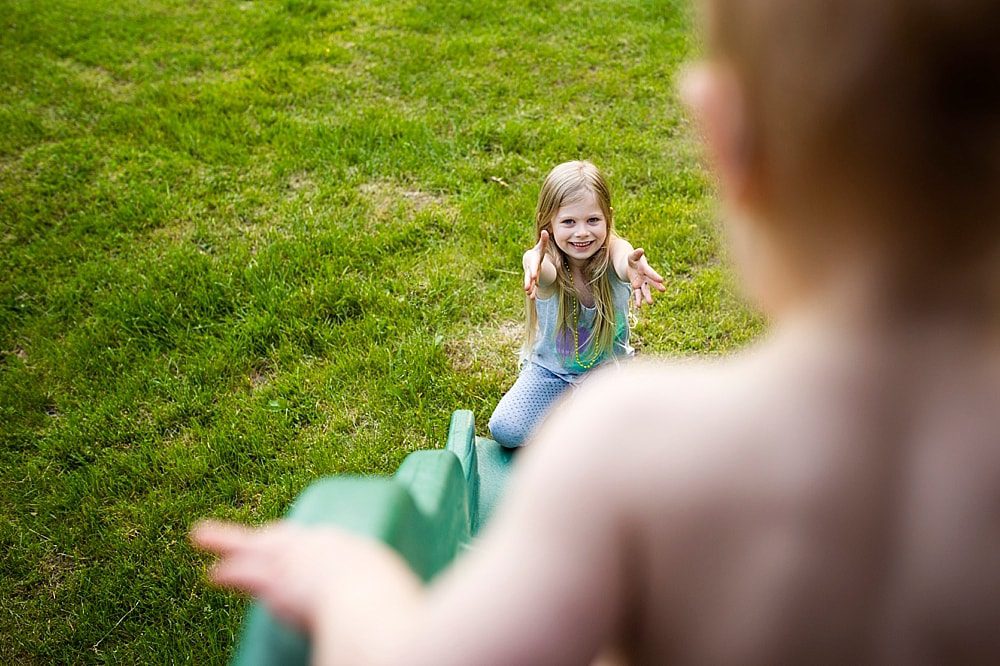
[{"x1": 549, "y1": 189, "x2": 609, "y2": 267}]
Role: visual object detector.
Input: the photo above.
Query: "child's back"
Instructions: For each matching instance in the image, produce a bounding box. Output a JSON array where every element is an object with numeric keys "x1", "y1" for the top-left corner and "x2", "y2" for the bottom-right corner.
[
  {"x1": 191, "y1": 0, "x2": 1000, "y2": 662},
  {"x1": 548, "y1": 305, "x2": 1000, "y2": 662}
]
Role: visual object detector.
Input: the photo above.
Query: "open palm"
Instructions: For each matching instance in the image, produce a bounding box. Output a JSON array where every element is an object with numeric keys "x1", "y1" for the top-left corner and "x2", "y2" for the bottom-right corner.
[{"x1": 627, "y1": 248, "x2": 666, "y2": 307}]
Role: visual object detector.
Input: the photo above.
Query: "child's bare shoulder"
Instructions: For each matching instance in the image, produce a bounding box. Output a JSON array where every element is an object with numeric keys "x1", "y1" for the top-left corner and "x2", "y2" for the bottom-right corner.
[
  {"x1": 529, "y1": 345, "x2": 872, "y2": 534},
  {"x1": 529, "y1": 352, "x2": 806, "y2": 501},
  {"x1": 556, "y1": 353, "x2": 793, "y2": 460}
]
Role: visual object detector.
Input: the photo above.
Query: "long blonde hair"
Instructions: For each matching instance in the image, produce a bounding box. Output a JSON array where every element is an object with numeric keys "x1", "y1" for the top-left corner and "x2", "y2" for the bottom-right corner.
[{"x1": 524, "y1": 161, "x2": 621, "y2": 361}]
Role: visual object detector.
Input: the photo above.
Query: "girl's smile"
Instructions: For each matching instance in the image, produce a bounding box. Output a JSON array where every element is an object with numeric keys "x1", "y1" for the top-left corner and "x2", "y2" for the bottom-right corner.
[{"x1": 551, "y1": 191, "x2": 608, "y2": 265}]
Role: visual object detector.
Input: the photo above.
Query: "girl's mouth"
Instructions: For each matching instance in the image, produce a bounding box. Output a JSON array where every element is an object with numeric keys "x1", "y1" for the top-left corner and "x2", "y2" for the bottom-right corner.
[{"x1": 570, "y1": 240, "x2": 595, "y2": 250}]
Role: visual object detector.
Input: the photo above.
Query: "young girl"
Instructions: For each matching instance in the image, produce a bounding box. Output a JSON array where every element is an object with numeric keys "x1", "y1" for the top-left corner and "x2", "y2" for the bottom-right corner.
[
  {"x1": 488, "y1": 160, "x2": 665, "y2": 448},
  {"x1": 193, "y1": 0, "x2": 1000, "y2": 662}
]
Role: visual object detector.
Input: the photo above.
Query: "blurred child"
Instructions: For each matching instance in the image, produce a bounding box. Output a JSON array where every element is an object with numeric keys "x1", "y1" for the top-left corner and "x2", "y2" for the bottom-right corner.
[
  {"x1": 488, "y1": 160, "x2": 665, "y2": 448},
  {"x1": 192, "y1": 0, "x2": 1000, "y2": 662}
]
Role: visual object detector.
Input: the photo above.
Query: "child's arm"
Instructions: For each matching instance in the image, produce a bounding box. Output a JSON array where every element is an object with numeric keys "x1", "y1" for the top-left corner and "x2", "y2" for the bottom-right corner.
[
  {"x1": 610, "y1": 237, "x2": 666, "y2": 307},
  {"x1": 189, "y1": 520, "x2": 424, "y2": 662},
  {"x1": 191, "y1": 401, "x2": 631, "y2": 664},
  {"x1": 523, "y1": 230, "x2": 557, "y2": 300}
]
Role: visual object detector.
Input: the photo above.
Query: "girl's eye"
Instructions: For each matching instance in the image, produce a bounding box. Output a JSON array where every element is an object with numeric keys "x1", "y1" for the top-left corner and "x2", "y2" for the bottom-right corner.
[
  {"x1": 588, "y1": 217, "x2": 601, "y2": 224},
  {"x1": 560, "y1": 219, "x2": 574, "y2": 226}
]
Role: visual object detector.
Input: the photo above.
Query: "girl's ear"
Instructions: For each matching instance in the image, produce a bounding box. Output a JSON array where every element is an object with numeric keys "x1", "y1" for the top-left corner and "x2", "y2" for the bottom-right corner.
[{"x1": 680, "y1": 63, "x2": 756, "y2": 208}]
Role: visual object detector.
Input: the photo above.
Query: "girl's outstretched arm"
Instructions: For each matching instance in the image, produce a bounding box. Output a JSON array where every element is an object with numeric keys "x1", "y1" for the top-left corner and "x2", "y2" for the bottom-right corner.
[
  {"x1": 610, "y1": 237, "x2": 666, "y2": 307},
  {"x1": 523, "y1": 230, "x2": 557, "y2": 300}
]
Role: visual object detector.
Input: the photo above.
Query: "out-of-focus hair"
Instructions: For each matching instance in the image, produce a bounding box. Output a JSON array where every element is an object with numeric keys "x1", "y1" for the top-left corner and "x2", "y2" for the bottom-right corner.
[{"x1": 705, "y1": 0, "x2": 1000, "y2": 267}]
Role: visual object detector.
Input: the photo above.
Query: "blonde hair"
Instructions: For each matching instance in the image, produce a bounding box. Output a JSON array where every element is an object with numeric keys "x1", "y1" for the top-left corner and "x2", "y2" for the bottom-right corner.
[
  {"x1": 524, "y1": 161, "x2": 621, "y2": 361},
  {"x1": 705, "y1": 0, "x2": 1000, "y2": 269}
]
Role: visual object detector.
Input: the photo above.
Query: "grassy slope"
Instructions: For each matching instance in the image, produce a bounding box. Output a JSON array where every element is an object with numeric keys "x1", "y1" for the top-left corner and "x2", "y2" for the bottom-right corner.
[{"x1": 0, "y1": 0, "x2": 762, "y2": 662}]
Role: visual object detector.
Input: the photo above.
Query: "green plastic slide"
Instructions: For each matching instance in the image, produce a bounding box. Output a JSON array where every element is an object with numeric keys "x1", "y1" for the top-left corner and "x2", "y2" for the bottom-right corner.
[{"x1": 230, "y1": 410, "x2": 515, "y2": 665}]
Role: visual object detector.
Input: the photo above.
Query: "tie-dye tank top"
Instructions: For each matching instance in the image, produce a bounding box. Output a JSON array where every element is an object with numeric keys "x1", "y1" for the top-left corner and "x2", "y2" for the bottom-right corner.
[{"x1": 526, "y1": 274, "x2": 634, "y2": 384}]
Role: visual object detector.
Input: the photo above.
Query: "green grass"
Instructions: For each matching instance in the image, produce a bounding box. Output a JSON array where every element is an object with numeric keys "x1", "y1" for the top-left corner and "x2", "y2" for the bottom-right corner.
[{"x1": 0, "y1": 0, "x2": 762, "y2": 662}]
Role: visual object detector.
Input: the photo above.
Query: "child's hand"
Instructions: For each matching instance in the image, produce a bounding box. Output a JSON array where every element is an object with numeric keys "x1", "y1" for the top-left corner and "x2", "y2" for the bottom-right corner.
[
  {"x1": 627, "y1": 248, "x2": 666, "y2": 307},
  {"x1": 189, "y1": 519, "x2": 421, "y2": 635},
  {"x1": 523, "y1": 230, "x2": 550, "y2": 300}
]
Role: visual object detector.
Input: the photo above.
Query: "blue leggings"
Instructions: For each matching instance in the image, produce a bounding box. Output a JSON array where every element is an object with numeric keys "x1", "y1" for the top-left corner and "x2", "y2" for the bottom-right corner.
[{"x1": 489, "y1": 362, "x2": 574, "y2": 448}]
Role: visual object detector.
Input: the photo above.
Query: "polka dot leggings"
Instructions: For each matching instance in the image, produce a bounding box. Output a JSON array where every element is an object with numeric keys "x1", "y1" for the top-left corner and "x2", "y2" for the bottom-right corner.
[{"x1": 489, "y1": 362, "x2": 573, "y2": 448}]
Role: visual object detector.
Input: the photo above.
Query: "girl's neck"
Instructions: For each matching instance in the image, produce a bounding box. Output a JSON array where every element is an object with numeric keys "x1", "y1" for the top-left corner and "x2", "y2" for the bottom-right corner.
[
  {"x1": 566, "y1": 262, "x2": 595, "y2": 307},
  {"x1": 567, "y1": 261, "x2": 587, "y2": 281},
  {"x1": 565, "y1": 254, "x2": 589, "y2": 272}
]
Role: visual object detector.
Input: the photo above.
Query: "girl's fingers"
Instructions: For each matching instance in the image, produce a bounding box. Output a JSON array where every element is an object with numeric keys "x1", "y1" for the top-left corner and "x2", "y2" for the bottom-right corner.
[
  {"x1": 644, "y1": 265, "x2": 665, "y2": 286},
  {"x1": 642, "y1": 264, "x2": 664, "y2": 283},
  {"x1": 629, "y1": 248, "x2": 645, "y2": 263},
  {"x1": 524, "y1": 270, "x2": 538, "y2": 294},
  {"x1": 630, "y1": 280, "x2": 659, "y2": 307}
]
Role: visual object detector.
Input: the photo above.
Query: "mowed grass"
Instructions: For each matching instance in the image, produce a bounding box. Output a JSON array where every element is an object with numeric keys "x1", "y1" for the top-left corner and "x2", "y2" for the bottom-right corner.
[{"x1": 0, "y1": 0, "x2": 763, "y2": 662}]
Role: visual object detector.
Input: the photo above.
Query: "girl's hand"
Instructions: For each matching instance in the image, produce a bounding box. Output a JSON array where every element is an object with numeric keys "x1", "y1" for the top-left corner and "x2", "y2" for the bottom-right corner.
[
  {"x1": 190, "y1": 519, "x2": 421, "y2": 636},
  {"x1": 627, "y1": 248, "x2": 666, "y2": 307},
  {"x1": 523, "y1": 230, "x2": 550, "y2": 301}
]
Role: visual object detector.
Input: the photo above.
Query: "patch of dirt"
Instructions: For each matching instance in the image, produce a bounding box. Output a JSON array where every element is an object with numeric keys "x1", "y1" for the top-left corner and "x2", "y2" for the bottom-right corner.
[
  {"x1": 444, "y1": 320, "x2": 522, "y2": 374},
  {"x1": 358, "y1": 180, "x2": 446, "y2": 219},
  {"x1": 285, "y1": 171, "x2": 316, "y2": 200},
  {"x1": 248, "y1": 367, "x2": 269, "y2": 389},
  {"x1": 288, "y1": 171, "x2": 312, "y2": 191},
  {"x1": 39, "y1": 551, "x2": 77, "y2": 600},
  {"x1": 56, "y1": 58, "x2": 133, "y2": 99}
]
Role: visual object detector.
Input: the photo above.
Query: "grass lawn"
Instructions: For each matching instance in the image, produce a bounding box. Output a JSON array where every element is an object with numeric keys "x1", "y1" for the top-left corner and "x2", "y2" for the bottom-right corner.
[{"x1": 0, "y1": 0, "x2": 762, "y2": 662}]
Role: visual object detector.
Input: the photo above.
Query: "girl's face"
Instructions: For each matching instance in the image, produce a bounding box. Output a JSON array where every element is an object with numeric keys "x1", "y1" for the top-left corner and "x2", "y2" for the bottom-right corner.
[{"x1": 549, "y1": 190, "x2": 608, "y2": 267}]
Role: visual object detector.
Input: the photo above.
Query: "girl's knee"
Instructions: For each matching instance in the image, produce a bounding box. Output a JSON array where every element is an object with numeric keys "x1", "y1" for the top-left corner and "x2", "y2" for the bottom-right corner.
[{"x1": 488, "y1": 411, "x2": 526, "y2": 449}]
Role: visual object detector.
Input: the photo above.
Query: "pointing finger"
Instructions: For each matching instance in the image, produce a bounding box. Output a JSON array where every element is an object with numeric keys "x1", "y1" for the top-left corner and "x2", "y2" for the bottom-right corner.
[{"x1": 190, "y1": 520, "x2": 260, "y2": 556}]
